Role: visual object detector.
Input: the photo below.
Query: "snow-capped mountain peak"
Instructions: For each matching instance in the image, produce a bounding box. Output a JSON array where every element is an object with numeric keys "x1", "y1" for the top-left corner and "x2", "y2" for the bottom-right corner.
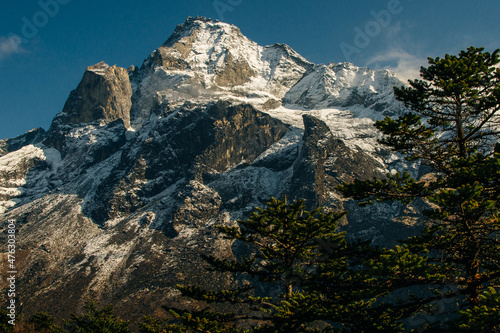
[
  {"x1": 134, "y1": 16, "x2": 402, "y2": 127},
  {"x1": 134, "y1": 17, "x2": 317, "y2": 123}
]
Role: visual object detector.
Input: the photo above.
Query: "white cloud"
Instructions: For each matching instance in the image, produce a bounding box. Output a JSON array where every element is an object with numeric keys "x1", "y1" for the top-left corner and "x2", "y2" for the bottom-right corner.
[
  {"x1": 0, "y1": 35, "x2": 26, "y2": 61},
  {"x1": 365, "y1": 48, "x2": 427, "y2": 83}
]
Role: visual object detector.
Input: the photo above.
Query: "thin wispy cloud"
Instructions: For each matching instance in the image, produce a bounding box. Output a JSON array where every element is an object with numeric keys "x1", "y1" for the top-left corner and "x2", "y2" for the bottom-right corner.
[
  {"x1": 360, "y1": 18, "x2": 429, "y2": 83},
  {"x1": 366, "y1": 48, "x2": 427, "y2": 83},
  {"x1": 0, "y1": 35, "x2": 26, "y2": 61}
]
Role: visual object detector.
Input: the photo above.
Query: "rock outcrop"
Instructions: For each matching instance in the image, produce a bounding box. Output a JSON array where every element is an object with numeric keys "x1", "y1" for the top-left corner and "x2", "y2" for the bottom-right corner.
[
  {"x1": 0, "y1": 128, "x2": 46, "y2": 157},
  {"x1": 57, "y1": 61, "x2": 132, "y2": 128},
  {"x1": 290, "y1": 114, "x2": 386, "y2": 207}
]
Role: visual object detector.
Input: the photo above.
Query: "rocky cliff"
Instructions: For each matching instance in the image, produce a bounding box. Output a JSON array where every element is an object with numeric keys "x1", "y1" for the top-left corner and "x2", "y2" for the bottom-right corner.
[
  {"x1": 60, "y1": 61, "x2": 132, "y2": 127},
  {"x1": 0, "y1": 16, "x2": 422, "y2": 322}
]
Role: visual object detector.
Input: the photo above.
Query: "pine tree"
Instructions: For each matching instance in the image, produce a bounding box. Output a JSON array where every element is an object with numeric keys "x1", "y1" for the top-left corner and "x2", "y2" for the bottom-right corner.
[
  {"x1": 213, "y1": 197, "x2": 347, "y2": 299},
  {"x1": 64, "y1": 301, "x2": 130, "y2": 333},
  {"x1": 160, "y1": 197, "x2": 349, "y2": 332},
  {"x1": 381, "y1": 46, "x2": 500, "y2": 166},
  {"x1": 28, "y1": 312, "x2": 63, "y2": 333},
  {"x1": 160, "y1": 197, "x2": 422, "y2": 332},
  {"x1": 456, "y1": 286, "x2": 500, "y2": 332},
  {"x1": 339, "y1": 46, "x2": 500, "y2": 329}
]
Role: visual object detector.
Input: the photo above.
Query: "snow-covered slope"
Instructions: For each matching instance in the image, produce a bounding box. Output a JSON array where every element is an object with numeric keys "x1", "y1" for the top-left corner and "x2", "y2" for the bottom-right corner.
[
  {"x1": 283, "y1": 62, "x2": 403, "y2": 115},
  {"x1": 0, "y1": 16, "x2": 422, "y2": 322}
]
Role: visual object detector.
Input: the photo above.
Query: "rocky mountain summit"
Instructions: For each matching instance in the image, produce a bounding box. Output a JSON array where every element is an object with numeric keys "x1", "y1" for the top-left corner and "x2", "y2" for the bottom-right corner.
[{"x1": 0, "y1": 16, "x2": 422, "y2": 321}]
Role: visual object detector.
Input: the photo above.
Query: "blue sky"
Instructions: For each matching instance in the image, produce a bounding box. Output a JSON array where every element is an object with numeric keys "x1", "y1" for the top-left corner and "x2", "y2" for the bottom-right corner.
[{"x1": 0, "y1": 0, "x2": 499, "y2": 139}]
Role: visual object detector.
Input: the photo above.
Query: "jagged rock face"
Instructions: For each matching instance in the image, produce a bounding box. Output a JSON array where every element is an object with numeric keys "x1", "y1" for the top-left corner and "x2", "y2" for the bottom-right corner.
[
  {"x1": 87, "y1": 101, "x2": 288, "y2": 226},
  {"x1": 43, "y1": 119, "x2": 127, "y2": 166},
  {"x1": 197, "y1": 102, "x2": 288, "y2": 173},
  {"x1": 290, "y1": 115, "x2": 386, "y2": 207},
  {"x1": 0, "y1": 145, "x2": 48, "y2": 211},
  {"x1": 57, "y1": 62, "x2": 132, "y2": 128},
  {"x1": 0, "y1": 16, "x2": 423, "y2": 324},
  {"x1": 0, "y1": 128, "x2": 46, "y2": 157}
]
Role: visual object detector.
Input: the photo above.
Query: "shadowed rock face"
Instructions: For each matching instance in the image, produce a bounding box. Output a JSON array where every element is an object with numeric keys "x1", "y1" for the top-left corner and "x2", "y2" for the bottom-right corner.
[
  {"x1": 88, "y1": 101, "x2": 288, "y2": 226},
  {"x1": 0, "y1": 128, "x2": 46, "y2": 157},
  {"x1": 60, "y1": 62, "x2": 132, "y2": 128},
  {"x1": 290, "y1": 114, "x2": 386, "y2": 207}
]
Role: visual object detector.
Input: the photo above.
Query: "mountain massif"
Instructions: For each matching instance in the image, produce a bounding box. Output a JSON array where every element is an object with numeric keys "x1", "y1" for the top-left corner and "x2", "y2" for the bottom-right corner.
[{"x1": 0, "y1": 17, "x2": 425, "y2": 321}]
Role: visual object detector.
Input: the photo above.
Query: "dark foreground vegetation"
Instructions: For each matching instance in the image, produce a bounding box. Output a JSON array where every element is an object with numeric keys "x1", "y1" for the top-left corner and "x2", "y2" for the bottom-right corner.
[{"x1": 2, "y1": 47, "x2": 500, "y2": 332}]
